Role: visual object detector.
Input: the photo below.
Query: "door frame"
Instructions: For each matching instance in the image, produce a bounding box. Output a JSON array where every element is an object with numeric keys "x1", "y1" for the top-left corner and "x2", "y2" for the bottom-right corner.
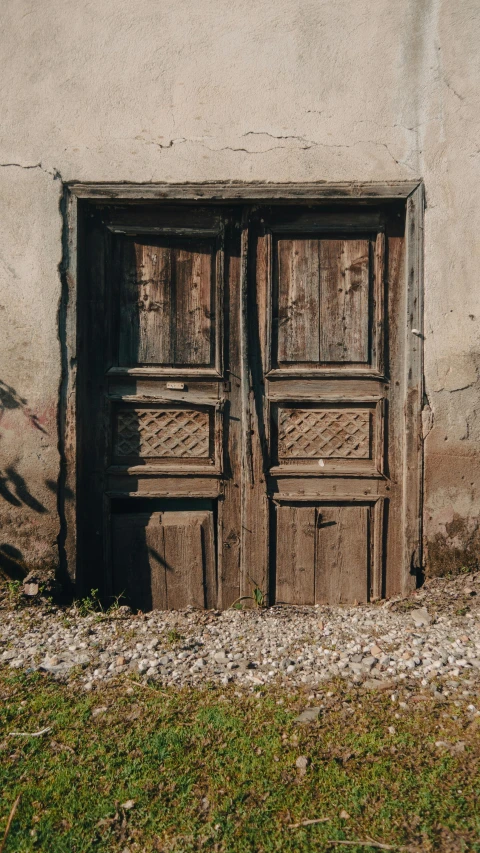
[{"x1": 60, "y1": 180, "x2": 424, "y2": 598}]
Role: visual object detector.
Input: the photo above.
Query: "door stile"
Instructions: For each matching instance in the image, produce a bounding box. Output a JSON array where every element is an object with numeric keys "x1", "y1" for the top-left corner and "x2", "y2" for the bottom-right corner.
[
  {"x1": 239, "y1": 212, "x2": 250, "y2": 601},
  {"x1": 217, "y1": 212, "x2": 243, "y2": 609},
  {"x1": 402, "y1": 184, "x2": 424, "y2": 593},
  {"x1": 239, "y1": 211, "x2": 271, "y2": 603}
]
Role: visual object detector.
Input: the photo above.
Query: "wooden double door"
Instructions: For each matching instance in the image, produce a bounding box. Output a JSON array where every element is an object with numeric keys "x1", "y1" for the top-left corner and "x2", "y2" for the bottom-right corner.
[{"x1": 78, "y1": 200, "x2": 411, "y2": 609}]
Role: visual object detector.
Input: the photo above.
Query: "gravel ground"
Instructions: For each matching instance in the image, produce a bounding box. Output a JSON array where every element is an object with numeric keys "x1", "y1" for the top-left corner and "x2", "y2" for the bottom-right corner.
[{"x1": 1, "y1": 572, "x2": 480, "y2": 700}]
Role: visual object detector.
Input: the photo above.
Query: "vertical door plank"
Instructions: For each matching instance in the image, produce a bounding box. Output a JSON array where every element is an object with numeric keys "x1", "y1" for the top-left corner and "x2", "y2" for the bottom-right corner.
[
  {"x1": 148, "y1": 515, "x2": 167, "y2": 610},
  {"x1": 316, "y1": 505, "x2": 369, "y2": 604},
  {"x1": 241, "y1": 220, "x2": 271, "y2": 605},
  {"x1": 320, "y1": 239, "x2": 370, "y2": 363},
  {"x1": 276, "y1": 505, "x2": 316, "y2": 604},
  {"x1": 118, "y1": 240, "x2": 173, "y2": 366},
  {"x1": 277, "y1": 238, "x2": 320, "y2": 363},
  {"x1": 371, "y1": 499, "x2": 384, "y2": 600},
  {"x1": 112, "y1": 513, "x2": 166, "y2": 612},
  {"x1": 219, "y1": 223, "x2": 242, "y2": 609},
  {"x1": 201, "y1": 511, "x2": 217, "y2": 609},
  {"x1": 112, "y1": 511, "x2": 216, "y2": 611},
  {"x1": 174, "y1": 242, "x2": 213, "y2": 366},
  {"x1": 162, "y1": 511, "x2": 206, "y2": 609},
  {"x1": 372, "y1": 231, "x2": 385, "y2": 374},
  {"x1": 137, "y1": 242, "x2": 173, "y2": 364}
]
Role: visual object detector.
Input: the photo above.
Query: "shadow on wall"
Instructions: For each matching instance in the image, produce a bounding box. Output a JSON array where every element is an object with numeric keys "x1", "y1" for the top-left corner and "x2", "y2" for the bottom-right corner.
[{"x1": 0, "y1": 379, "x2": 49, "y2": 580}]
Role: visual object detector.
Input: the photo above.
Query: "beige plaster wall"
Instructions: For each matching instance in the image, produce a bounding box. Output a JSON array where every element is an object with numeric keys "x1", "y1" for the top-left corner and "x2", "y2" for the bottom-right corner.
[{"x1": 0, "y1": 0, "x2": 479, "y2": 578}]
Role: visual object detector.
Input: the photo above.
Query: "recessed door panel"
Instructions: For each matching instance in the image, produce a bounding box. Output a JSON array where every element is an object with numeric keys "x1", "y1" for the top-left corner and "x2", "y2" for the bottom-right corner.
[
  {"x1": 315, "y1": 504, "x2": 370, "y2": 605},
  {"x1": 319, "y1": 239, "x2": 370, "y2": 363},
  {"x1": 113, "y1": 232, "x2": 222, "y2": 371},
  {"x1": 275, "y1": 502, "x2": 378, "y2": 605},
  {"x1": 275, "y1": 504, "x2": 316, "y2": 605},
  {"x1": 271, "y1": 231, "x2": 385, "y2": 375},
  {"x1": 112, "y1": 404, "x2": 218, "y2": 468},
  {"x1": 274, "y1": 236, "x2": 373, "y2": 368},
  {"x1": 112, "y1": 509, "x2": 215, "y2": 610},
  {"x1": 277, "y1": 237, "x2": 321, "y2": 363}
]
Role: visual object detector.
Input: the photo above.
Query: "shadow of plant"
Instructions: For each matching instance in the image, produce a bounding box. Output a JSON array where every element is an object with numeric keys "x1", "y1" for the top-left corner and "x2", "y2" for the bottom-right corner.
[
  {"x1": 0, "y1": 544, "x2": 26, "y2": 580},
  {"x1": 0, "y1": 379, "x2": 50, "y2": 580},
  {"x1": 0, "y1": 379, "x2": 47, "y2": 434}
]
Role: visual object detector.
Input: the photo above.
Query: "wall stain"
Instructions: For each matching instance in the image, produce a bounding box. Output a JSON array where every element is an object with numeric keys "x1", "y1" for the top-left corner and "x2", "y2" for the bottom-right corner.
[{"x1": 426, "y1": 513, "x2": 480, "y2": 577}]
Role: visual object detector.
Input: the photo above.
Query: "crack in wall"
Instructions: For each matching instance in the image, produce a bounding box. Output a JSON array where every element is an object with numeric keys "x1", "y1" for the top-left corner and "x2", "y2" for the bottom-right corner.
[
  {"x1": 1, "y1": 129, "x2": 420, "y2": 176},
  {"x1": 0, "y1": 162, "x2": 63, "y2": 181},
  {"x1": 192, "y1": 133, "x2": 417, "y2": 170}
]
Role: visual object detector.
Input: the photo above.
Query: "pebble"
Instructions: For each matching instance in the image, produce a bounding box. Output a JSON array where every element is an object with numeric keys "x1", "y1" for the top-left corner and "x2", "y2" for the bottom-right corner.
[
  {"x1": 295, "y1": 707, "x2": 321, "y2": 724},
  {"x1": 410, "y1": 608, "x2": 431, "y2": 627},
  {"x1": 295, "y1": 755, "x2": 309, "y2": 773},
  {"x1": 1, "y1": 577, "x2": 479, "y2": 697}
]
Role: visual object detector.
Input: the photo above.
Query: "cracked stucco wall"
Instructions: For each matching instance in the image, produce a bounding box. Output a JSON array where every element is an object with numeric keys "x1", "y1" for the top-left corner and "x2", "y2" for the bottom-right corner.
[{"x1": 1, "y1": 0, "x2": 479, "y2": 577}]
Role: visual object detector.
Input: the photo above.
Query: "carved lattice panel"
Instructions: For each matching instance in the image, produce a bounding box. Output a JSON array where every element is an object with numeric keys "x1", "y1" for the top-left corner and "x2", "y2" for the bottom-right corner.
[
  {"x1": 114, "y1": 409, "x2": 210, "y2": 458},
  {"x1": 278, "y1": 408, "x2": 371, "y2": 459}
]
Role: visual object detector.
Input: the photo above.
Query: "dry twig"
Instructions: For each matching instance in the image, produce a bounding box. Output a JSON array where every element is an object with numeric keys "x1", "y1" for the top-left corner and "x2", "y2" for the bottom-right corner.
[
  {"x1": 289, "y1": 818, "x2": 330, "y2": 828},
  {"x1": 0, "y1": 794, "x2": 20, "y2": 853},
  {"x1": 8, "y1": 727, "x2": 51, "y2": 738},
  {"x1": 327, "y1": 840, "x2": 414, "y2": 851}
]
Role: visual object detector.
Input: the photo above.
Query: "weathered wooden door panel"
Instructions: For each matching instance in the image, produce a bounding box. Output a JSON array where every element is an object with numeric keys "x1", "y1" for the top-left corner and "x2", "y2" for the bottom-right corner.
[
  {"x1": 78, "y1": 199, "x2": 412, "y2": 609},
  {"x1": 78, "y1": 204, "x2": 237, "y2": 608},
  {"x1": 251, "y1": 206, "x2": 402, "y2": 605},
  {"x1": 276, "y1": 237, "x2": 372, "y2": 365},
  {"x1": 275, "y1": 504, "x2": 316, "y2": 605},
  {"x1": 111, "y1": 509, "x2": 215, "y2": 610},
  {"x1": 275, "y1": 502, "x2": 379, "y2": 605},
  {"x1": 315, "y1": 504, "x2": 370, "y2": 605},
  {"x1": 115, "y1": 234, "x2": 218, "y2": 368}
]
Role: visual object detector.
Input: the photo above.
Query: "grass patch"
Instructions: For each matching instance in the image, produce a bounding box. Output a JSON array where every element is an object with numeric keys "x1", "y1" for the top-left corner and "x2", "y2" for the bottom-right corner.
[{"x1": 0, "y1": 672, "x2": 479, "y2": 851}]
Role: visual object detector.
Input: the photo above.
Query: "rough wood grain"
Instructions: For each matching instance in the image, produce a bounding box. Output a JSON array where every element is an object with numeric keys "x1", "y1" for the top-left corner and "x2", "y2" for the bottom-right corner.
[
  {"x1": 162, "y1": 512, "x2": 207, "y2": 608},
  {"x1": 320, "y1": 239, "x2": 370, "y2": 363},
  {"x1": 174, "y1": 241, "x2": 213, "y2": 365},
  {"x1": 240, "y1": 217, "x2": 270, "y2": 603},
  {"x1": 70, "y1": 181, "x2": 421, "y2": 201},
  {"x1": 371, "y1": 498, "x2": 385, "y2": 599},
  {"x1": 276, "y1": 504, "x2": 315, "y2": 604},
  {"x1": 112, "y1": 513, "x2": 166, "y2": 611},
  {"x1": 106, "y1": 475, "x2": 221, "y2": 497},
  {"x1": 112, "y1": 510, "x2": 214, "y2": 610},
  {"x1": 217, "y1": 217, "x2": 242, "y2": 608},
  {"x1": 267, "y1": 378, "x2": 385, "y2": 400},
  {"x1": 118, "y1": 238, "x2": 213, "y2": 367},
  {"x1": 315, "y1": 504, "x2": 369, "y2": 604},
  {"x1": 372, "y1": 231, "x2": 386, "y2": 374},
  {"x1": 118, "y1": 239, "x2": 172, "y2": 365},
  {"x1": 402, "y1": 184, "x2": 424, "y2": 593},
  {"x1": 277, "y1": 238, "x2": 320, "y2": 363},
  {"x1": 384, "y1": 233, "x2": 405, "y2": 596}
]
